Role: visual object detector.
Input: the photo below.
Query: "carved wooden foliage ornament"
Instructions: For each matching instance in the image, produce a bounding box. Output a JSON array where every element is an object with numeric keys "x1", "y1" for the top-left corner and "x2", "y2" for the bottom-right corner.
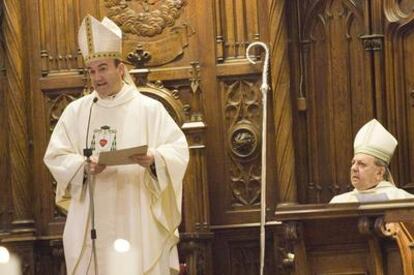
[
  {"x1": 48, "y1": 93, "x2": 79, "y2": 132},
  {"x1": 224, "y1": 79, "x2": 262, "y2": 207}
]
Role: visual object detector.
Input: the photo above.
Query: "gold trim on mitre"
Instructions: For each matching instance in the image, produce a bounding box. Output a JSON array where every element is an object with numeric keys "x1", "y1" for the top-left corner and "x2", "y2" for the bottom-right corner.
[
  {"x1": 85, "y1": 16, "x2": 94, "y2": 55},
  {"x1": 83, "y1": 52, "x2": 122, "y2": 63},
  {"x1": 78, "y1": 15, "x2": 122, "y2": 64},
  {"x1": 354, "y1": 119, "x2": 397, "y2": 164}
]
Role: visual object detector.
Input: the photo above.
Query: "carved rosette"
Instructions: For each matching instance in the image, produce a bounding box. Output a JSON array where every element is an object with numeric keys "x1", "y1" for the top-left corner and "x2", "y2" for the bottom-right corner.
[
  {"x1": 223, "y1": 79, "x2": 262, "y2": 207},
  {"x1": 229, "y1": 121, "x2": 260, "y2": 160}
]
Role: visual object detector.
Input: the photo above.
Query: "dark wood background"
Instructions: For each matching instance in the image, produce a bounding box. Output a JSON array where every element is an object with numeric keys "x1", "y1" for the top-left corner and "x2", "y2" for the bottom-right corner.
[{"x1": 1, "y1": 0, "x2": 414, "y2": 274}]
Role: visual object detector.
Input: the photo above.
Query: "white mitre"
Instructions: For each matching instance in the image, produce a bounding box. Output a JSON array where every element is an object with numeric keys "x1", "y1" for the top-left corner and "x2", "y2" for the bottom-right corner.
[
  {"x1": 78, "y1": 15, "x2": 122, "y2": 64},
  {"x1": 354, "y1": 119, "x2": 397, "y2": 164}
]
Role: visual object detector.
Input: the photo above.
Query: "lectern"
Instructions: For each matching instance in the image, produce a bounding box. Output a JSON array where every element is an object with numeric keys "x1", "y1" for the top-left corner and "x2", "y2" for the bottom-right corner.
[{"x1": 275, "y1": 200, "x2": 414, "y2": 275}]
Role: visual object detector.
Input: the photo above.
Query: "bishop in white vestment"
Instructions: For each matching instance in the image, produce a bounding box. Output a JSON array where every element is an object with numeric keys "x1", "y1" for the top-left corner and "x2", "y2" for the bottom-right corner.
[
  {"x1": 330, "y1": 119, "x2": 414, "y2": 203},
  {"x1": 44, "y1": 15, "x2": 189, "y2": 275}
]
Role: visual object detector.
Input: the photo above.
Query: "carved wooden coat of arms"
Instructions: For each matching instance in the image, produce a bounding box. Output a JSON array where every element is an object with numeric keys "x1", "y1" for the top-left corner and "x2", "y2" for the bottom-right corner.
[{"x1": 104, "y1": 0, "x2": 193, "y2": 66}]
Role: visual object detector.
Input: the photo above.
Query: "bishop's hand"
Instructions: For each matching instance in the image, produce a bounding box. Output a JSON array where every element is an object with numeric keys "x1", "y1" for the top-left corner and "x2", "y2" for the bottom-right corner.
[
  {"x1": 86, "y1": 156, "x2": 106, "y2": 175},
  {"x1": 129, "y1": 151, "x2": 154, "y2": 169}
]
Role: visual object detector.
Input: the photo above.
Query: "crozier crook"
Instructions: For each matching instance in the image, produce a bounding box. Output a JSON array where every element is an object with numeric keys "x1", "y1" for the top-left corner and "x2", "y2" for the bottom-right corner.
[{"x1": 246, "y1": 41, "x2": 270, "y2": 275}]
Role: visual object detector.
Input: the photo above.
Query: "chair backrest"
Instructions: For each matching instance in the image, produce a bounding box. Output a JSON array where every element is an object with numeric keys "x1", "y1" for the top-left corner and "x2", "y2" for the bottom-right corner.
[{"x1": 137, "y1": 82, "x2": 186, "y2": 126}]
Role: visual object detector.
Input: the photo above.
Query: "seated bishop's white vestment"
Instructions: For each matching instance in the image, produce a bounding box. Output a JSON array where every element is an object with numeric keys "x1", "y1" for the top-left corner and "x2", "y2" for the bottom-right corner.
[{"x1": 330, "y1": 181, "x2": 414, "y2": 203}]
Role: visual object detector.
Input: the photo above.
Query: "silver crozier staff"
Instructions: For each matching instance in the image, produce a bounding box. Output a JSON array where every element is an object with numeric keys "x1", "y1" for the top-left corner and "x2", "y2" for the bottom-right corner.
[{"x1": 246, "y1": 41, "x2": 270, "y2": 275}]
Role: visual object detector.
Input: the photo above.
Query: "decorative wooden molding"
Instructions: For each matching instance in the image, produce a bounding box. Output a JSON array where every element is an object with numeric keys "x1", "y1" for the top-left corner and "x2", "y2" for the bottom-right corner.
[
  {"x1": 358, "y1": 216, "x2": 393, "y2": 274},
  {"x1": 282, "y1": 221, "x2": 310, "y2": 275},
  {"x1": 383, "y1": 0, "x2": 412, "y2": 23},
  {"x1": 127, "y1": 46, "x2": 152, "y2": 69},
  {"x1": 125, "y1": 24, "x2": 194, "y2": 67},
  {"x1": 269, "y1": 0, "x2": 297, "y2": 204},
  {"x1": 188, "y1": 61, "x2": 203, "y2": 122},
  {"x1": 383, "y1": 222, "x2": 414, "y2": 275},
  {"x1": 360, "y1": 34, "x2": 384, "y2": 52},
  {"x1": 0, "y1": 26, "x2": 9, "y2": 231},
  {"x1": 38, "y1": 0, "x2": 81, "y2": 73},
  {"x1": 4, "y1": 0, "x2": 34, "y2": 231},
  {"x1": 214, "y1": 0, "x2": 260, "y2": 62},
  {"x1": 182, "y1": 121, "x2": 210, "y2": 232},
  {"x1": 47, "y1": 92, "x2": 80, "y2": 132},
  {"x1": 179, "y1": 232, "x2": 213, "y2": 275},
  {"x1": 137, "y1": 81, "x2": 187, "y2": 125}
]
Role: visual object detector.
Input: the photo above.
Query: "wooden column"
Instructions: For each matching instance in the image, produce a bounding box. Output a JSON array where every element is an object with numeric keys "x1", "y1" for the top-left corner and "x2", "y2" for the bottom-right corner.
[
  {"x1": 180, "y1": 121, "x2": 213, "y2": 275},
  {"x1": 268, "y1": 0, "x2": 297, "y2": 203},
  {"x1": 3, "y1": 0, "x2": 34, "y2": 233},
  {"x1": 0, "y1": 4, "x2": 9, "y2": 231}
]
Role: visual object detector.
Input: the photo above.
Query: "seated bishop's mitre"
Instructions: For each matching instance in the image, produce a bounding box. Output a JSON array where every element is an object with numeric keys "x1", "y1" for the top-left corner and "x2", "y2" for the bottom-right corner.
[{"x1": 353, "y1": 119, "x2": 398, "y2": 164}]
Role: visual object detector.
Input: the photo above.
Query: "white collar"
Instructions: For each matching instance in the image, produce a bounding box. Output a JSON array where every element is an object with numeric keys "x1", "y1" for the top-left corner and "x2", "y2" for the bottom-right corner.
[
  {"x1": 94, "y1": 84, "x2": 137, "y2": 108},
  {"x1": 353, "y1": 181, "x2": 394, "y2": 194}
]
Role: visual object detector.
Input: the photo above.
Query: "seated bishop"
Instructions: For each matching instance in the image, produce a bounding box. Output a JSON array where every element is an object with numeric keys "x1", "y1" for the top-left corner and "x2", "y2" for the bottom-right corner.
[{"x1": 330, "y1": 119, "x2": 414, "y2": 203}]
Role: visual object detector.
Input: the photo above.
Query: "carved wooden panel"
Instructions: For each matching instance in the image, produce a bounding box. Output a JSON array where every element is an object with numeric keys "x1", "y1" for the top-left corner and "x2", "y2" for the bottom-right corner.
[
  {"x1": 39, "y1": 0, "x2": 83, "y2": 75},
  {"x1": 212, "y1": 227, "x2": 277, "y2": 275},
  {"x1": 268, "y1": 0, "x2": 298, "y2": 204},
  {"x1": 0, "y1": 42, "x2": 9, "y2": 232},
  {"x1": 180, "y1": 0, "x2": 271, "y2": 227},
  {"x1": 289, "y1": 0, "x2": 375, "y2": 203},
  {"x1": 103, "y1": 0, "x2": 196, "y2": 67},
  {"x1": 383, "y1": 1, "x2": 414, "y2": 192},
  {"x1": 214, "y1": 0, "x2": 261, "y2": 62},
  {"x1": 394, "y1": 29, "x2": 414, "y2": 190},
  {"x1": 34, "y1": 239, "x2": 66, "y2": 275},
  {"x1": 223, "y1": 78, "x2": 262, "y2": 208},
  {"x1": 208, "y1": 74, "x2": 275, "y2": 225},
  {"x1": 39, "y1": 0, "x2": 198, "y2": 74}
]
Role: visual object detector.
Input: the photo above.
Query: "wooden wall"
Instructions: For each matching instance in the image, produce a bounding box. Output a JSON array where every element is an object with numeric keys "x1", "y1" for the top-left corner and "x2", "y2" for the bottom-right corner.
[
  {"x1": 286, "y1": 0, "x2": 414, "y2": 205},
  {"x1": 1, "y1": 0, "x2": 414, "y2": 274}
]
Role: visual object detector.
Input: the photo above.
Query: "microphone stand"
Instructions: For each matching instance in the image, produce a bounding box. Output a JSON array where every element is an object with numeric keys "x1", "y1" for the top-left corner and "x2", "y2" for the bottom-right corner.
[{"x1": 84, "y1": 97, "x2": 98, "y2": 274}]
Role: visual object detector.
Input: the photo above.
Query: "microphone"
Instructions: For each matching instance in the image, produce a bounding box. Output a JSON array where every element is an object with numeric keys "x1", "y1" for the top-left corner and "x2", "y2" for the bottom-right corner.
[
  {"x1": 83, "y1": 97, "x2": 98, "y2": 158},
  {"x1": 82, "y1": 97, "x2": 99, "y2": 272}
]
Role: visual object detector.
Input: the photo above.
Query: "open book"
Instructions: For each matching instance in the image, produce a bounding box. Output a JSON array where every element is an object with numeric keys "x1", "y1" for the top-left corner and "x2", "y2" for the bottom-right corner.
[{"x1": 98, "y1": 145, "x2": 148, "y2": 166}]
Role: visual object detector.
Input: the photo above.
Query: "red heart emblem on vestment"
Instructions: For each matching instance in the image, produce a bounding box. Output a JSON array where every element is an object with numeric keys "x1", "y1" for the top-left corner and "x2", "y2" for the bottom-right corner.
[{"x1": 99, "y1": 139, "x2": 108, "y2": 147}]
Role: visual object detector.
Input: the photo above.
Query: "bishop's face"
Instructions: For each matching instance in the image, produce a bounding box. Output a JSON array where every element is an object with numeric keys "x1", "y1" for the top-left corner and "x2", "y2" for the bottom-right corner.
[
  {"x1": 87, "y1": 59, "x2": 124, "y2": 97},
  {"x1": 350, "y1": 153, "x2": 384, "y2": 191}
]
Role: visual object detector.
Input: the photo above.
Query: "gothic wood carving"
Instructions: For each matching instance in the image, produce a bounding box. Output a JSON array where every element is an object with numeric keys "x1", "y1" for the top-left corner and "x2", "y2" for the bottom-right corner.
[
  {"x1": 223, "y1": 79, "x2": 262, "y2": 208},
  {"x1": 290, "y1": 0, "x2": 374, "y2": 203}
]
